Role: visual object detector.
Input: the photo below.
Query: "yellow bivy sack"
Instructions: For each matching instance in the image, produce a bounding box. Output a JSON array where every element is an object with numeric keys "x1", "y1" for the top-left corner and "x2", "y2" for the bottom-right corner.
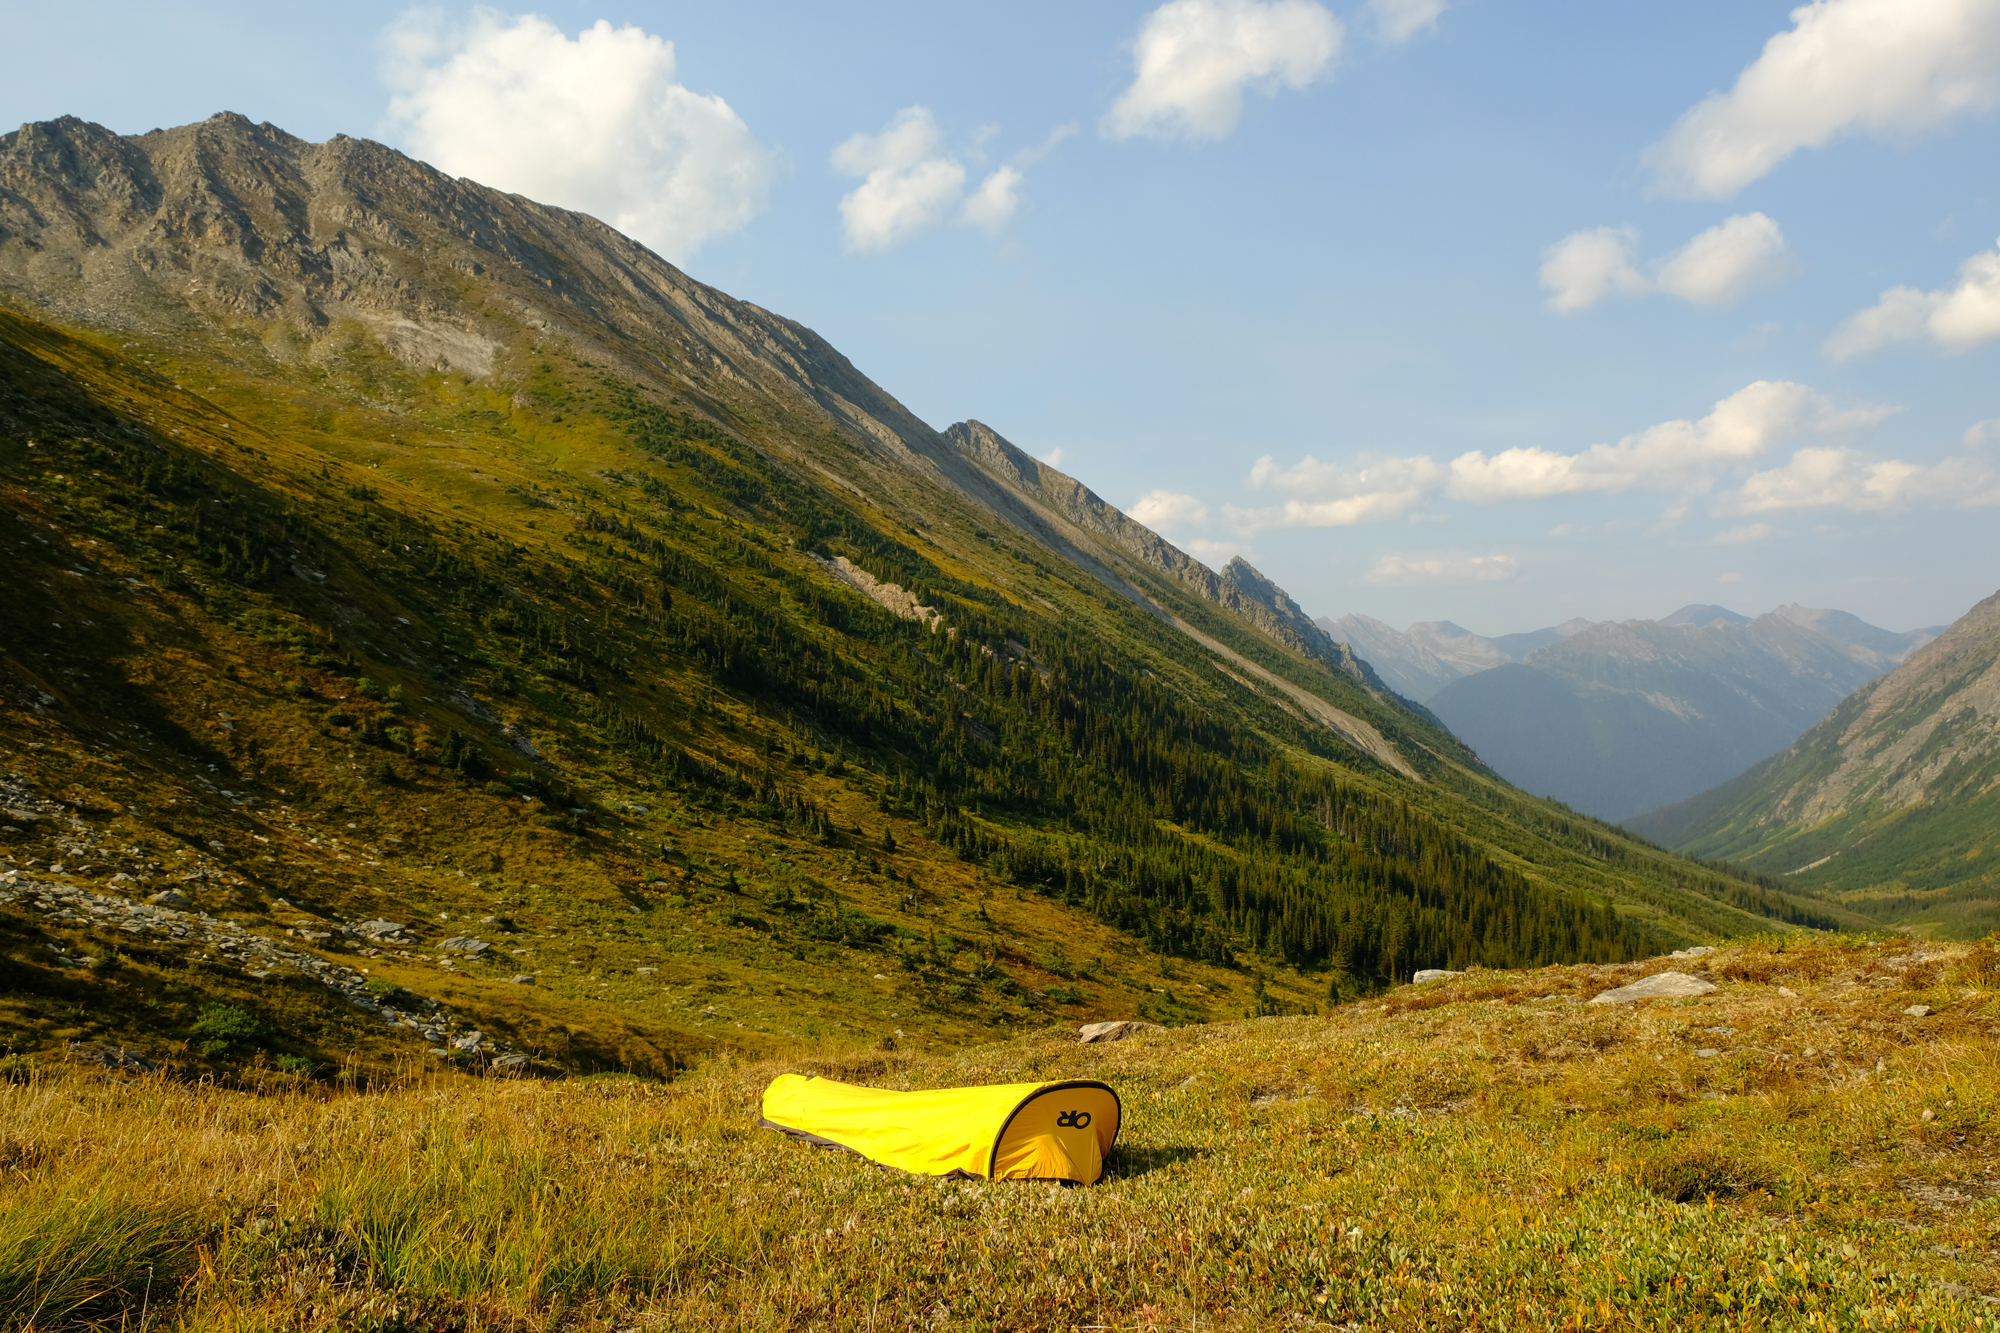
[{"x1": 759, "y1": 1074, "x2": 1121, "y2": 1185}]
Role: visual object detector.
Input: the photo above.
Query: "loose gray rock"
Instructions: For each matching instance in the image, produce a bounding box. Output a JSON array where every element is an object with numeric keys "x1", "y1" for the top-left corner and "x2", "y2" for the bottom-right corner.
[
  {"x1": 1078, "y1": 1020, "x2": 1163, "y2": 1044},
  {"x1": 353, "y1": 920, "x2": 411, "y2": 942},
  {"x1": 68, "y1": 1041, "x2": 156, "y2": 1072},
  {"x1": 1669, "y1": 946, "x2": 1714, "y2": 959},
  {"x1": 148, "y1": 889, "x2": 193, "y2": 909},
  {"x1": 1588, "y1": 971, "x2": 1718, "y2": 1005},
  {"x1": 1412, "y1": 969, "x2": 1464, "y2": 983},
  {"x1": 509, "y1": 974, "x2": 534, "y2": 985},
  {"x1": 1904, "y1": 1004, "x2": 1932, "y2": 1017},
  {"x1": 438, "y1": 936, "x2": 490, "y2": 955},
  {"x1": 491, "y1": 1053, "x2": 532, "y2": 1071}
]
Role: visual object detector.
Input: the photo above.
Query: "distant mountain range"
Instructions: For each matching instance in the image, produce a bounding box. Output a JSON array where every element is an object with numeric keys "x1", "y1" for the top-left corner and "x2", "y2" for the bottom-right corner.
[
  {"x1": 1628, "y1": 588, "x2": 2000, "y2": 939},
  {"x1": 1320, "y1": 606, "x2": 1946, "y2": 823}
]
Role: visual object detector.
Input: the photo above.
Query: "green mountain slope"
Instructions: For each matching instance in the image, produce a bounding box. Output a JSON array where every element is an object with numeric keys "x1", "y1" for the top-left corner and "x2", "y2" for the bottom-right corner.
[
  {"x1": 0, "y1": 113, "x2": 1823, "y2": 1076},
  {"x1": 1629, "y1": 588, "x2": 2000, "y2": 937}
]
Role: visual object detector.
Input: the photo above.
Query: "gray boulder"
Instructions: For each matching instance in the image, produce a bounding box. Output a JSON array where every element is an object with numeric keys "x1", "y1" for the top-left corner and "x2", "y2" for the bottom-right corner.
[
  {"x1": 68, "y1": 1041, "x2": 157, "y2": 1072},
  {"x1": 148, "y1": 889, "x2": 193, "y2": 909},
  {"x1": 353, "y1": 920, "x2": 411, "y2": 942},
  {"x1": 1588, "y1": 971, "x2": 1718, "y2": 1005},
  {"x1": 1078, "y1": 1020, "x2": 1163, "y2": 1044},
  {"x1": 1413, "y1": 968, "x2": 1464, "y2": 983},
  {"x1": 438, "y1": 936, "x2": 490, "y2": 955}
]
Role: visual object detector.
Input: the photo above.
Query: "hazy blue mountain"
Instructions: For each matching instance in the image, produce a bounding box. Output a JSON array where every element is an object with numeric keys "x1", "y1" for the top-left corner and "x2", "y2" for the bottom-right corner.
[
  {"x1": 1628, "y1": 589, "x2": 2000, "y2": 938},
  {"x1": 1659, "y1": 604, "x2": 1753, "y2": 628},
  {"x1": 1424, "y1": 610, "x2": 1938, "y2": 822},
  {"x1": 1315, "y1": 613, "x2": 1589, "y2": 702}
]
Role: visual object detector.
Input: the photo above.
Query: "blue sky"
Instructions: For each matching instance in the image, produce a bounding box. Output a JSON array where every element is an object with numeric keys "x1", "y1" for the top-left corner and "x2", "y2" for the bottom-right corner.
[{"x1": 6, "y1": 0, "x2": 1998, "y2": 634}]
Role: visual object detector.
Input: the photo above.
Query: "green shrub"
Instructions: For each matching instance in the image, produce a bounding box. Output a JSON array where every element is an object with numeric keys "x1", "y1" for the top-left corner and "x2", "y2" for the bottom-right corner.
[
  {"x1": 354, "y1": 676, "x2": 386, "y2": 701},
  {"x1": 363, "y1": 978, "x2": 417, "y2": 1006},
  {"x1": 270, "y1": 1054, "x2": 316, "y2": 1076},
  {"x1": 189, "y1": 1003, "x2": 264, "y2": 1057}
]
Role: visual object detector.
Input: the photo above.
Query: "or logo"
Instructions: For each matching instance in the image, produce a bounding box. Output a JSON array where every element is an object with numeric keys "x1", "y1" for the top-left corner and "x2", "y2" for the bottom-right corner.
[{"x1": 1056, "y1": 1109, "x2": 1092, "y2": 1129}]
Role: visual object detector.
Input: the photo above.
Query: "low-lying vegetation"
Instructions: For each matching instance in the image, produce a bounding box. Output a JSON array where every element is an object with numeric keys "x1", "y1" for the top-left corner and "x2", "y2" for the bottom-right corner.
[{"x1": 4, "y1": 934, "x2": 1994, "y2": 1330}]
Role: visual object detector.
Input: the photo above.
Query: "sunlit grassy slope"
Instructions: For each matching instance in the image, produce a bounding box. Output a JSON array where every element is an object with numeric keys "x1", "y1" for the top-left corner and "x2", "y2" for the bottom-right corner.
[
  {"x1": 3, "y1": 935, "x2": 1995, "y2": 1330},
  {"x1": 0, "y1": 295, "x2": 1838, "y2": 1080}
]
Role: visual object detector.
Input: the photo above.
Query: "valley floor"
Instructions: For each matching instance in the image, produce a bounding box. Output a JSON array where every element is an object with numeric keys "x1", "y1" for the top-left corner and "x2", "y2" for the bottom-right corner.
[{"x1": 4, "y1": 935, "x2": 1997, "y2": 1331}]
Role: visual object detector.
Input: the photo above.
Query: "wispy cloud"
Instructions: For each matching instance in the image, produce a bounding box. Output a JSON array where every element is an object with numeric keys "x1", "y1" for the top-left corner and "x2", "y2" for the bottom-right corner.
[
  {"x1": 1710, "y1": 522, "x2": 1777, "y2": 545},
  {"x1": 1369, "y1": 0, "x2": 1448, "y2": 44},
  {"x1": 1367, "y1": 553, "x2": 1517, "y2": 584},
  {"x1": 1227, "y1": 454, "x2": 1443, "y2": 532}
]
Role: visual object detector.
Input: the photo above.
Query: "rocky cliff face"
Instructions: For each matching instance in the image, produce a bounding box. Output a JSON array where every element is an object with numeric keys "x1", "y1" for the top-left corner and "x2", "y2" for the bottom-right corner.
[{"x1": 942, "y1": 419, "x2": 1386, "y2": 690}]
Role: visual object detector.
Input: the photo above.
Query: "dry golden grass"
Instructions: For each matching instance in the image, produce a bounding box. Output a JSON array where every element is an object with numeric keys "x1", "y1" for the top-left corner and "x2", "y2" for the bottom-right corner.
[{"x1": 4, "y1": 934, "x2": 1997, "y2": 1330}]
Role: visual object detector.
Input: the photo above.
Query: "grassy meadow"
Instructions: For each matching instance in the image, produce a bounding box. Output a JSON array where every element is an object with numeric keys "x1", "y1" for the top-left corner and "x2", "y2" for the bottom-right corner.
[{"x1": 4, "y1": 933, "x2": 1996, "y2": 1331}]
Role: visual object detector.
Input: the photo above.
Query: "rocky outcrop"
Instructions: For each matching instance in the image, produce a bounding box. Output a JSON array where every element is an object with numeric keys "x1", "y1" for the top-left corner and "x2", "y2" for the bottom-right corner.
[
  {"x1": 1588, "y1": 971, "x2": 1718, "y2": 1004},
  {"x1": 0, "y1": 112, "x2": 948, "y2": 473},
  {"x1": 0, "y1": 871, "x2": 534, "y2": 1066}
]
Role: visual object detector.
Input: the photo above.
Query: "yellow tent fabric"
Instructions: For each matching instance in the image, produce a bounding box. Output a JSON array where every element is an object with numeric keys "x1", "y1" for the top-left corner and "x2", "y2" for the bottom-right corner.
[{"x1": 759, "y1": 1074, "x2": 1121, "y2": 1184}]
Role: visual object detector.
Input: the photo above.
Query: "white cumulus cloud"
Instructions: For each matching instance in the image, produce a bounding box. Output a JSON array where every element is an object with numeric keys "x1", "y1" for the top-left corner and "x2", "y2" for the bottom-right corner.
[
  {"x1": 380, "y1": 10, "x2": 774, "y2": 263},
  {"x1": 1130, "y1": 490, "x2": 1212, "y2": 529},
  {"x1": 1824, "y1": 237, "x2": 2000, "y2": 358},
  {"x1": 1541, "y1": 214, "x2": 1789, "y2": 312},
  {"x1": 1448, "y1": 381, "x2": 1872, "y2": 501},
  {"x1": 1645, "y1": 0, "x2": 2000, "y2": 200},
  {"x1": 1367, "y1": 553, "x2": 1517, "y2": 584},
  {"x1": 1539, "y1": 227, "x2": 1646, "y2": 313},
  {"x1": 832, "y1": 108, "x2": 1038, "y2": 251},
  {"x1": 1102, "y1": 0, "x2": 1343, "y2": 141},
  {"x1": 1964, "y1": 417, "x2": 2000, "y2": 447},
  {"x1": 1727, "y1": 447, "x2": 2000, "y2": 512},
  {"x1": 1225, "y1": 382, "x2": 1884, "y2": 531},
  {"x1": 1370, "y1": 0, "x2": 1448, "y2": 43},
  {"x1": 1654, "y1": 213, "x2": 1792, "y2": 305},
  {"x1": 960, "y1": 166, "x2": 1024, "y2": 232}
]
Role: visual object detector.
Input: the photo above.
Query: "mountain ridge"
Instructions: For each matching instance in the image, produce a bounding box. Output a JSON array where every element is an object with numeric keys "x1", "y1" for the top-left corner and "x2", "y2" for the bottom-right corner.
[
  {"x1": 1628, "y1": 588, "x2": 2000, "y2": 936},
  {"x1": 0, "y1": 112, "x2": 1829, "y2": 1073}
]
